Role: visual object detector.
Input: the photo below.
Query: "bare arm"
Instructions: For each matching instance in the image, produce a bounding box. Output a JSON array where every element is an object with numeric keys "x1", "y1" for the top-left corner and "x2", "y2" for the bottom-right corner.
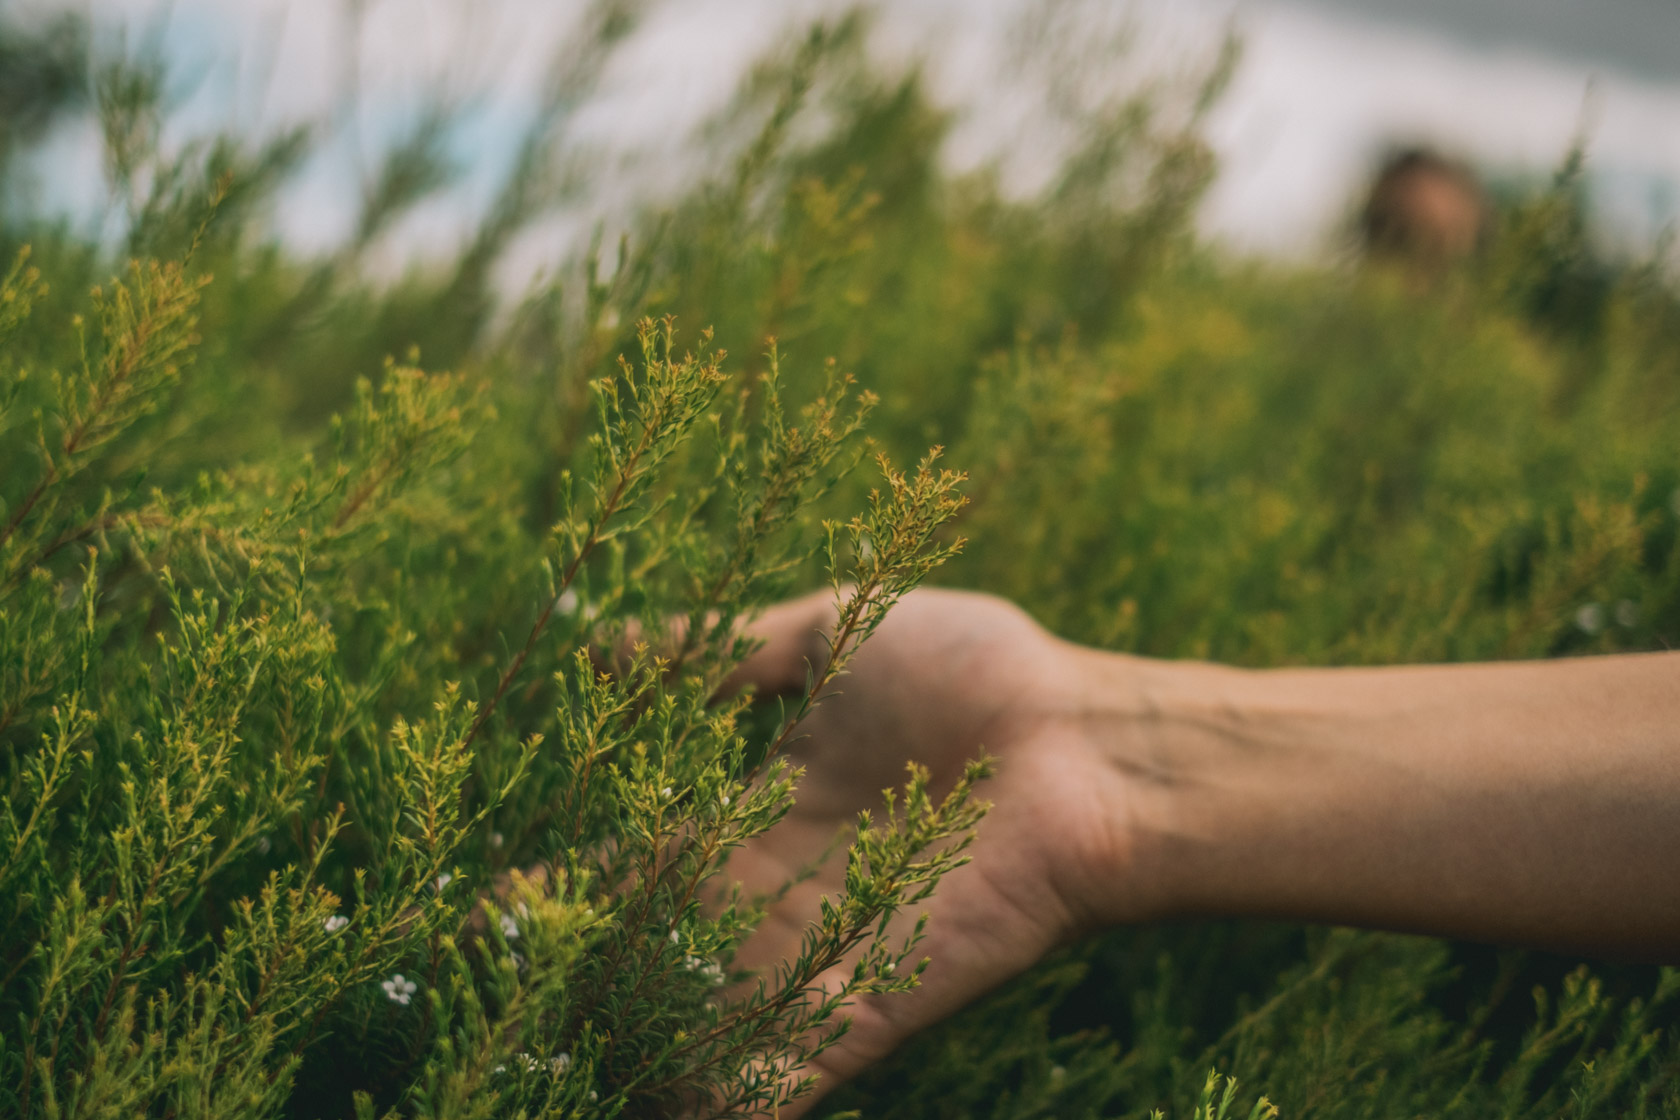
[
  {"x1": 1096, "y1": 649, "x2": 1680, "y2": 959},
  {"x1": 732, "y1": 590, "x2": 1680, "y2": 1112}
]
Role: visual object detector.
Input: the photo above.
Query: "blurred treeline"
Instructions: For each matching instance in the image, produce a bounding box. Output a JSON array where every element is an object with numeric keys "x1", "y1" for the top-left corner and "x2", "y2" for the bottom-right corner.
[{"x1": 2, "y1": 3, "x2": 1677, "y2": 1116}]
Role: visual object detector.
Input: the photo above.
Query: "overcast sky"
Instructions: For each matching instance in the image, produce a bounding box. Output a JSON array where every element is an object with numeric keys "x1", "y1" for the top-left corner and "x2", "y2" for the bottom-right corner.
[
  {"x1": 1294, "y1": 0, "x2": 1680, "y2": 83},
  {"x1": 1197, "y1": 0, "x2": 1680, "y2": 255},
  {"x1": 12, "y1": 0, "x2": 1680, "y2": 276}
]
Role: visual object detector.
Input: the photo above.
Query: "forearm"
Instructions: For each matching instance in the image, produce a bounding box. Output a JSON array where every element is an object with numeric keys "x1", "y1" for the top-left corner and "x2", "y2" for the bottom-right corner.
[{"x1": 1074, "y1": 647, "x2": 1680, "y2": 959}]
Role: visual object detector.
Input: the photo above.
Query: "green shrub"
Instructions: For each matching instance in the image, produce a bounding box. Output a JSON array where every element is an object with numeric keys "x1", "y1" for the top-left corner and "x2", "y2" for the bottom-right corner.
[{"x1": 2, "y1": 7, "x2": 1677, "y2": 1118}]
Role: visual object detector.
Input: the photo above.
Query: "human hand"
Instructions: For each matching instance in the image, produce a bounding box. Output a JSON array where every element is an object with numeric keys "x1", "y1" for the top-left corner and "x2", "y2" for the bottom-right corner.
[
  {"x1": 724, "y1": 588, "x2": 1148, "y2": 1114},
  {"x1": 692, "y1": 575, "x2": 1680, "y2": 1116}
]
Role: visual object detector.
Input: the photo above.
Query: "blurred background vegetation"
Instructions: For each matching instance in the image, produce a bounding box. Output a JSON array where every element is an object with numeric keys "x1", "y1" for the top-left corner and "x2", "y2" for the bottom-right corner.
[{"x1": 2, "y1": 1, "x2": 1677, "y2": 1115}]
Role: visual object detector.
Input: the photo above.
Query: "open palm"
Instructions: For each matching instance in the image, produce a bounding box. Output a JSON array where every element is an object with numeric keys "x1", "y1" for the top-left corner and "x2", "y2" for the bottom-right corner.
[{"x1": 725, "y1": 588, "x2": 1135, "y2": 1113}]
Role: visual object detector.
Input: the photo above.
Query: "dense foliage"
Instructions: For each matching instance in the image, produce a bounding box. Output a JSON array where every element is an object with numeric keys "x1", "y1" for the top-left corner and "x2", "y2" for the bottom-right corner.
[{"x1": 2, "y1": 5, "x2": 1677, "y2": 1117}]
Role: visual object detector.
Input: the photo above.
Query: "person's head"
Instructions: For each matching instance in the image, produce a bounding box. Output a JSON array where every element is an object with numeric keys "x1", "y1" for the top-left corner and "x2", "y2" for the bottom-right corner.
[{"x1": 1360, "y1": 147, "x2": 1487, "y2": 267}]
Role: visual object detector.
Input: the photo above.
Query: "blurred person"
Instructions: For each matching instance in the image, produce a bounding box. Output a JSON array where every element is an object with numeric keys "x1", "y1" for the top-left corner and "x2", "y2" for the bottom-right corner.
[
  {"x1": 1360, "y1": 146, "x2": 1488, "y2": 268},
  {"x1": 728, "y1": 587, "x2": 1680, "y2": 1114}
]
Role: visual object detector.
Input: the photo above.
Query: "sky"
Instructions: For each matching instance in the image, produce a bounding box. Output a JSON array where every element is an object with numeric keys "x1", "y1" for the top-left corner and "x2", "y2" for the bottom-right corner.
[
  {"x1": 1293, "y1": 0, "x2": 1680, "y2": 83},
  {"x1": 11, "y1": 0, "x2": 1680, "y2": 279},
  {"x1": 1196, "y1": 0, "x2": 1680, "y2": 255}
]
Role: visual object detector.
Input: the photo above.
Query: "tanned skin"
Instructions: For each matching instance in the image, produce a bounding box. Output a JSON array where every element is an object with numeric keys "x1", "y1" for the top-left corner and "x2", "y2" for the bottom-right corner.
[{"x1": 726, "y1": 588, "x2": 1680, "y2": 1114}]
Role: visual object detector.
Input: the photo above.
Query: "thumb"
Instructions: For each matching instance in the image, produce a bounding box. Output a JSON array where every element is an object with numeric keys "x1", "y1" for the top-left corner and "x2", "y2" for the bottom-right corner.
[{"x1": 721, "y1": 589, "x2": 840, "y2": 700}]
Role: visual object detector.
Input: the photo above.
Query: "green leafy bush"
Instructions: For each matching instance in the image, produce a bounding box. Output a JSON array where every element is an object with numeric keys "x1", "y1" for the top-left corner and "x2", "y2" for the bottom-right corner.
[{"x1": 2, "y1": 6, "x2": 1678, "y2": 1118}]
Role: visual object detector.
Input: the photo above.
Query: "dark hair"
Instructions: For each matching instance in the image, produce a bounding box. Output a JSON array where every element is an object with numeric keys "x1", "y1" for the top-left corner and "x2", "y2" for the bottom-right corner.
[{"x1": 1361, "y1": 147, "x2": 1487, "y2": 262}]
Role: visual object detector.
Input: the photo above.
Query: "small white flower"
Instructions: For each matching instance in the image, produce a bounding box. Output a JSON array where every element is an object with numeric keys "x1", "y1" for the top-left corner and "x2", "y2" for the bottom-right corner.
[
  {"x1": 521, "y1": 1053, "x2": 541, "y2": 1073},
  {"x1": 433, "y1": 872, "x2": 453, "y2": 892},
  {"x1": 490, "y1": 831, "x2": 505, "y2": 848},
  {"x1": 499, "y1": 912, "x2": 520, "y2": 940},
  {"x1": 684, "y1": 955, "x2": 724, "y2": 985},
  {"x1": 1576, "y1": 602, "x2": 1605, "y2": 634},
  {"x1": 669, "y1": 929, "x2": 680, "y2": 944},
  {"x1": 381, "y1": 974, "x2": 418, "y2": 1006},
  {"x1": 1615, "y1": 599, "x2": 1640, "y2": 628},
  {"x1": 719, "y1": 794, "x2": 731, "y2": 808},
  {"x1": 493, "y1": 1064, "x2": 507, "y2": 1075},
  {"x1": 661, "y1": 786, "x2": 673, "y2": 798},
  {"x1": 323, "y1": 914, "x2": 349, "y2": 934},
  {"x1": 589, "y1": 1090, "x2": 599, "y2": 1103},
  {"x1": 881, "y1": 960, "x2": 894, "y2": 976},
  {"x1": 256, "y1": 836, "x2": 272, "y2": 855},
  {"x1": 558, "y1": 589, "x2": 580, "y2": 614},
  {"x1": 550, "y1": 1052, "x2": 572, "y2": 1074}
]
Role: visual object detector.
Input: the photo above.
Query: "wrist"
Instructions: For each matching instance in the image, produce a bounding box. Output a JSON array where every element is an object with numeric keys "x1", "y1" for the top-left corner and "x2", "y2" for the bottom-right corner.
[
  {"x1": 1044, "y1": 644, "x2": 1274, "y2": 929},
  {"x1": 1044, "y1": 643, "x2": 1680, "y2": 958}
]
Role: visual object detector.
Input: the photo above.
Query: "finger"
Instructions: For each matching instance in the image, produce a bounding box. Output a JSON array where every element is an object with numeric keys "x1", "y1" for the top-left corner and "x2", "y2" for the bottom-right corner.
[
  {"x1": 720, "y1": 589, "x2": 841, "y2": 699},
  {"x1": 748, "y1": 960, "x2": 908, "y2": 1118},
  {"x1": 599, "y1": 589, "x2": 837, "y2": 696}
]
